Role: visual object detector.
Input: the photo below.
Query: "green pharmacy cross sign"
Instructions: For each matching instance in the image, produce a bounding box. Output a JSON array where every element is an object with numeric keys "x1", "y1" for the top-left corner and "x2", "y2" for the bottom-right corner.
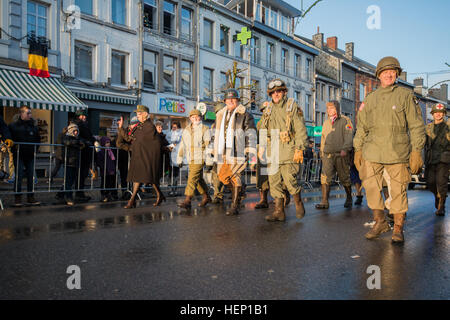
[{"x1": 236, "y1": 27, "x2": 252, "y2": 45}]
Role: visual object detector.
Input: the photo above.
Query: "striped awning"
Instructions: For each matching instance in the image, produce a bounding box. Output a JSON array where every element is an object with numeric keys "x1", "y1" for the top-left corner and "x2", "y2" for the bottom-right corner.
[
  {"x1": 0, "y1": 68, "x2": 87, "y2": 112},
  {"x1": 69, "y1": 87, "x2": 137, "y2": 105}
]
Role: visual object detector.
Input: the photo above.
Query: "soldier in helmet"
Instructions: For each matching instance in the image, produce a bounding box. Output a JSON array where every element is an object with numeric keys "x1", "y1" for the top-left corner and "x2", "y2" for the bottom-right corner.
[
  {"x1": 259, "y1": 79, "x2": 308, "y2": 222},
  {"x1": 354, "y1": 56, "x2": 426, "y2": 244},
  {"x1": 315, "y1": 100, "x2": 354, "y2": 209},
  {"x1": 424, "y1": 103, "x2": 449, "y2": 216},
  {"x1": 211, "y1": 103, "x2": 226, "y2": 204}
]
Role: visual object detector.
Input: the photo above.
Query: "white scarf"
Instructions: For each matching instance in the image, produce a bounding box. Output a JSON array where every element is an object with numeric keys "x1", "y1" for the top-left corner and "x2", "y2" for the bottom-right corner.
[{"x1": 218, "y1": 107, "x2": 238, "y2": 156}]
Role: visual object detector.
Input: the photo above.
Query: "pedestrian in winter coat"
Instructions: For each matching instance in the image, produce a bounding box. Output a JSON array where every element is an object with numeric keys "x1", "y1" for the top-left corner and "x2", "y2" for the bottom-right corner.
[
  {"x1": 51, "y1": 125, "x2": 68, "y2": 183},
  {"x1": 96, "y1": 136, "x2": 117, "y2": 202},
  {"x1": 116, "y1": 116, "x2": 138, "y2": 199},
  {"x1": 8, "y1": 106, "x2": 41, "y2": 206},
  {"x1": 124, "y1": 105, "x2": 165, "y2": 209}
]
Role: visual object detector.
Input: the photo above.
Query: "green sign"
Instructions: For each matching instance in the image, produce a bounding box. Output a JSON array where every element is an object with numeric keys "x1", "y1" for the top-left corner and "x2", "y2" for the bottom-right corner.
[
  {"x1": 204, "y1": 111, "x2": 216, "y2": 121},
  {"x1": 236, "y1": 27, "x2": 252, "y2": 45},
  {"x1": 313, "y1": 126, "x2": 322, "y2": 137}
]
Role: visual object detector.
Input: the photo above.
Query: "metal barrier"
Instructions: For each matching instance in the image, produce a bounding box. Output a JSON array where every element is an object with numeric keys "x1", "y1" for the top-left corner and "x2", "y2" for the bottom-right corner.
[{"x1": 0, "y1": 142, "x2": 335, "y2": 208}]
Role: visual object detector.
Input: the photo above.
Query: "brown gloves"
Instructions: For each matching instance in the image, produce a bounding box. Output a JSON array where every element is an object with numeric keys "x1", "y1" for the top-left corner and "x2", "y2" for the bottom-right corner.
[
  {"x1": 409, "y1": 150, "x2": 423, "y2": 175},
  {"x1": 293, "y1": 149, "x2": 304, "y2": 164},
  {"x1": 354, "y1": 150, "x2": 363, "y2": 172}
]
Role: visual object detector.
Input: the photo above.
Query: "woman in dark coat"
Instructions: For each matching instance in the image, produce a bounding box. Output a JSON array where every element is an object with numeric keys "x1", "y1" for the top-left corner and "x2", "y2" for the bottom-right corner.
[{"x1": 125, "y1": 105, "x2": 166, "y2": 208}]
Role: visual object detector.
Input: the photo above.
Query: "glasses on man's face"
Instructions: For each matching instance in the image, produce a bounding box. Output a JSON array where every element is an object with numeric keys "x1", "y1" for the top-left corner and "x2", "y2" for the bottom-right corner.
[{"x1": 268, "y1": 79, "x2": 283, "y2": 89}]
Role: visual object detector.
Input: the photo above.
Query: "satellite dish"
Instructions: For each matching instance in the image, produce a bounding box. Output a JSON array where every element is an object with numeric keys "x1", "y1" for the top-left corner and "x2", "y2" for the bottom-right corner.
[{"x1": 196, "y1": 102, "x2": 207, "y2": 116}]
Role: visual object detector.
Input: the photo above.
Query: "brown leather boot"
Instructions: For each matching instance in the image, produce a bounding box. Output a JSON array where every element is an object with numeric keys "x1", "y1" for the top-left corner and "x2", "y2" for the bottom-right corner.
[
  {"x1": 226, "y1": 186, "x2": 241, "y2": 215},
  {"x1": 293, "y1": 192, "x2": 305, "y2": 219},
  {"x1": 435, "y1": 195, "x2": 446, "y2": 216},
  {"x1": 198, "y1": 193, "x2": 211, "y2": 207},
  {"x1": 178, "y1": 195, "x2": 192, "y2": 209},
  {"x1": 266, "y1": 198, "x2": 285, "y2": 222},
  {"x1": 255, "y1": 189, "x2": 269, "y2": 209},
  {"x1": 343, "y1": 186, "x2": 352, "y2": 208},
  {"x1": 365, "y1": 209, "x2": 391, "y2": 240},
  {"x1": 392, "y1": 213, "x2": 406, "y2": 243},
  {"x1": 315, "y1": 184, "x2": 330, "y2": 209},
  {"x1": 284, "y1": 189, "x2": 291, "y2": 206}
]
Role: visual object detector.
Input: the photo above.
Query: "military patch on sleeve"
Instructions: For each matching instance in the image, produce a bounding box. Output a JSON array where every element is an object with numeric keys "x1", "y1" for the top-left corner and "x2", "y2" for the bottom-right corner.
[{"x1": 346, "y1": 124, "x2": 352, "y2": 130}]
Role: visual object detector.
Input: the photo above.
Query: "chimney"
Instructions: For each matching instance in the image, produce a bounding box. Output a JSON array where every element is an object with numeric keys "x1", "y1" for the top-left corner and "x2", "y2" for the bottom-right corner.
[
  {"x1": 413, "y1": 77, "x2": 424, "y2": 87},
  {"x1": 440, "y1": 84, "x2": 448, "y2": 102},
  {"x1": 312, "y1": 26, "x2": 323, "y2": 49},
  {"x1": 326, "y1": 36, "x2": 337, "y2": 50},
  {"x1": 399, "y1": 71, "x2": 407, "y2": 81},
  {"x1": 345, "y1": 42, "x2": 354, "y2": 61}
]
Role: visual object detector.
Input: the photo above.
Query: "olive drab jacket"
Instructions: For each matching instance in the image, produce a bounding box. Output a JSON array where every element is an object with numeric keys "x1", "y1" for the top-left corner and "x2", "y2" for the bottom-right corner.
[
  {"x1": 259, "y1": 96, "x2": 308, "y2": 164},
  {"x1": 177, "y1": 122, "x2": 212, "y2": 165},
  {"x1": 424, "y1": 120, "x2": 450, "y2": 165},
  {"x1": 320, "y1": 115, "x2": 353, "y2": 155},
  {"x1": 353, "y1": 85, "x2": 426, "y2": 164}
]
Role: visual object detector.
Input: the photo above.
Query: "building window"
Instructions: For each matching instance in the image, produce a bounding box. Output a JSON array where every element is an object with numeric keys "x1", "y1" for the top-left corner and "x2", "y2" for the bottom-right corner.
[
  {"x1": 270, "y1": 9, "x2": 278, "y2": 29},
  {"x1": 163, "y1": 1, "x2": 176, "y2": 36},
  {"x1": 75, "y1": 0, "x2": 93, "y2": 15},
  {"x1": 111, "y1": 50, "x2": 127, "y2": 85},
  {"x1": 322, "y1": 112, "x2": 326, "y2": 125},
  {"x1": 144, "y1": 0, "x2": 158, "y2": 30},
  {"x1": 220, "y1": 72, "x2": 228, "y2": 91},
  {"x1": 267, "y1": 42, "x2": 275, "y2": 69},
  {"x1": 281, "y1": 48, "x2": 288, "y2": 74},
  {"x1": 181, "y1": 60, "x2": 192, "y2": 96},
  {"x1": 203, "y1": 68, "x2": 213, "y2": 100},
  {"x1": 251, "y1": 80, "x2": 260, "y2": 110},
  {"x1": 295, "y1": 91, "x2": 302, "y2": 109},
  {"x1": 27, "y1": 1, "x2": 47, "y2": 38},
  {"x1": 359, "y1": 83, "x2": 366, "y2": 101},
  {"x1": 220, "y1": 25, "x2": 229, "y2": 54},
  {"x1": 262, "y1": 6, "x2": 269, "y2": 25},
  {"x1": 321, "y1": 84, "x2": 325, "y2": 101},
  {"x1": 305, "y1": 94, "x2": 311, "y2": 120},
  {"x1": 255, "y1": 2, "x2": 261, "y2": 22},
  {"x1": 328, "y1": 86, "x2": 333, "y2": 100},
  {"x1": 281, "y1": 15, "x2": 290, "y2": 34},
  {"x1": 294, "y1": 54, "x2": 302, "y2": 78},
  {"x1": 163, "y1": 55, "x2": 177, "y2": 92},
  {"x1": 306, "y1": 58, "x2": 312, "y2": 82},
  {"x1": 315, "y1": 111, "x2": 320, "y2": 125},
  {"x1": 204, "y1": 19, "x2": 213, "y2": 49},
  {"x1": 235, "y1": 76, "x2": 244, "y2": 97},
  {"x1": 250, "y1": 36, "x2": 260, "y2": 64},
  {"x1": 234, "y1": 41, "x2": 243, "y2": 59},
  {"x1": 343, "y1": 81, "x2": 352, "y2": 99},
  {"x1": 316, "y1": 83, "x2": 320, "y2": 101},
  {"x1": 181, "y1": 7, "x2": 192, "y2": 40},
  {"x1": 112, "y1": 0, "x2": 126, "y2": 25},
  {"x1": 144, "y1": 51, "x2": 157, "y2": 89},
  {"x1": 75, "y1": 42, "x2": 93, "y2": 80}
]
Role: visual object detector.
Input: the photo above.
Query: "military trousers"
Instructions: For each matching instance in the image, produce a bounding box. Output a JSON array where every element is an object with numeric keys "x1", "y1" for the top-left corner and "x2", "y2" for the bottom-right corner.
[
  {"x1": 268, "y1": 163, "x2": 300, "y2": 199},
  {"x1": 185, "y1": 163, "x2": 208, "y2": 197},
  {"x1": 425, "y1": 162, "x2": 449, "y2": 198},
  {"x1": 320, "y1": 153, "x2": 351, "y2": 187},
  {"x1": 359, "y1": 160, "x2": 411, "y2": 214},
  {"x1": 211, "y1": 163, "x2": 225, "y2": 199},
  {"x1": 256, "y1": 162, "x2": 269, "y2": 191}
]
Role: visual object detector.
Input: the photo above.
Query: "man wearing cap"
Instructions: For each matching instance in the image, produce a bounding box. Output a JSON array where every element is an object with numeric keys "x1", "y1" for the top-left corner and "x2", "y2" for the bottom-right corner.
[
  {"x1": 354, "y1": 56, "x2": 426, "y2": 243},
  {"x1": 210, "y1": 103, "x2": 226, "y2": 204},
  {"x1": 74, "y1": 109, "x2": 96, "y2": 202},
  {"x1": 424, "y1": 103, "x2": 449, "y2": 216},
  {"x1": 315, "y1": 100, "x2": 354, "y2": 209},
  {"x1": 177, "y1": 108, "x2": 212, "y2": 209},
  {"x1": 214, "y1": 88, "x2": 256, "y2": 215},
  {"x1": 259, "y1": 79, "x2": 308, "y2": 222}
]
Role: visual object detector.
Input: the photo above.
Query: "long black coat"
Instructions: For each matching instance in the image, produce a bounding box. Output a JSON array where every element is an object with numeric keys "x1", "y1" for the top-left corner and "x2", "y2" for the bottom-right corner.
[{"x1": 127, "y1": 119, "x2": 163, "y2": 184}]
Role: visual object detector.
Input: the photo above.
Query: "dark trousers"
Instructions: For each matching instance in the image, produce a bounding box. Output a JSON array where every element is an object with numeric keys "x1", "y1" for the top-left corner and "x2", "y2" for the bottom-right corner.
[
  {"x1": 13, "y1": 155, "x2": 34, "y2": 194},
  {"x1": 64, "y1": 166, "x2": 77, "y2": 200},
  {"x1": 169, "y1": 165, "x2": 180, "y2": 185},
  {"x1": 51, "y1": 158, "x2": 63, "y2": 179},
  {"x1": 426, "y1": 162, "x2": 449, "y2": 198},
  {"x1": 100, "y1": 175, "x2": 117, "y2": 197},
  {"x1": 77, "y1": 149, "x2": 91, "y2": 193}
]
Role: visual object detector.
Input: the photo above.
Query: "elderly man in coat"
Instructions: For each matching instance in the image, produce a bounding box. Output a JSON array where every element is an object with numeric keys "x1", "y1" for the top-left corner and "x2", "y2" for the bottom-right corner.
[{"x1": 214, "y1": 89, "x2": 257, "y2": 215}]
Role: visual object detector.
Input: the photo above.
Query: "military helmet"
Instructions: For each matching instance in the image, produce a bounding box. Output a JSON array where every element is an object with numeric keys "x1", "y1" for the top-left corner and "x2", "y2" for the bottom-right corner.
[
  {"x1": 189, "y1": 109, "x2": 202, "y2": 117},
  {"x1": 75, "y1": 109, "x2": 88, "y2": 117},
  {"x1": 134, "y1": 105, "x2": 149, "y2": 113},
  {"x1": 267, "y1": 78, "x2": 287, "y2": 96},
  {"x1": 431, "y1": 103, "x2": 446, "y2": 114},
  {"x1": 224, "y1": 88, "x2": 240, "y2": 100},
  {"x1": 375, "y1": 56, "x2": 402, "y2": 78}
]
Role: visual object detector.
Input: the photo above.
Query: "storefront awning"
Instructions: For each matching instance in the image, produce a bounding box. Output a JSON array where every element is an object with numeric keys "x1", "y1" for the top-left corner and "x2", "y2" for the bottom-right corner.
[
  {"x1": 0, "y1": 68, "x2": 87, "y2": 112},
  {"x1": 68, "y1": 87, "x2": 138, "y2": 105}
]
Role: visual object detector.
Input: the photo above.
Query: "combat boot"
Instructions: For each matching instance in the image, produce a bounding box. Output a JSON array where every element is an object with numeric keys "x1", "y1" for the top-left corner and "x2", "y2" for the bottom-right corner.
[
  {"x1": 365, "y1": 209, "x2": 391, "y2": 240},
  {"x1": 354, "y1": 195, "x2": 364, "y2": 205},
  {"x1": 343, "y1": 186, "x2": 353, "y2": 208},
  {"x1": 315, "y1": 184, "x2": 330, "y2": 209},
  {"x1": 226, "y1": 186, "x2": 241, "y2": 216},
  {"x1": 178, "y1": 195, "x2": 192, "y2": 209},
  {"x1": 255, "y1": 189, "x2": 269, "y2": 209},
  {"x1": 265, "y1": 198, "x2": 285, "y2": 222},
  {"x1": 391, "y1": 213, "x2": 406, "y2": 243},
  {"x1": 13, "y1": 195, "x2": 23, "y2": 207},
  {"x1": 284, "y1": 189, "x2": 291, "y2": 206},
  {"x1": 198, "y1": 193, "x2": 211, "y2": 207},
  {"x1": 293, "y1": 192, "x2": 305, "y2": 220},
  {"x1": 435, "y1": 195, "x2": 446, "y2": 216}
]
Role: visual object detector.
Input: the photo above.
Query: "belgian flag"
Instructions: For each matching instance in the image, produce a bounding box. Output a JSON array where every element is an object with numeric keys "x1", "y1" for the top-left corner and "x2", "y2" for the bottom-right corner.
[{"x1": 28, "y1": 38, "x2": 50, "y2": 78}]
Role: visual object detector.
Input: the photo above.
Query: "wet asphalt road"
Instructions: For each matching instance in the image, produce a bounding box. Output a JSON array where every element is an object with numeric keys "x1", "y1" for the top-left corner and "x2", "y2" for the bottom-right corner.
[{"x1": 0, "y1": 188, "x2": 448, "y2": 300}]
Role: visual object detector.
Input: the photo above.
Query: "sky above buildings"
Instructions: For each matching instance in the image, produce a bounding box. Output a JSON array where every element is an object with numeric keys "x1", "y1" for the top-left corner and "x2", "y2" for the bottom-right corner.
[{"x1": 287, "y1": 0, "x2": 450, "y2": 96}]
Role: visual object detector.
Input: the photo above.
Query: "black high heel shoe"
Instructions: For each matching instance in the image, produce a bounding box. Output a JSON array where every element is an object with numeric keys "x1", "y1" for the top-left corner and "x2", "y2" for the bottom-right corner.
[
  {"x1": 124, "y1": 200, "x2": 136, "y2": 209},
  {"x1": 153, "y1": 194, "x2": 166, "y2": 207}
]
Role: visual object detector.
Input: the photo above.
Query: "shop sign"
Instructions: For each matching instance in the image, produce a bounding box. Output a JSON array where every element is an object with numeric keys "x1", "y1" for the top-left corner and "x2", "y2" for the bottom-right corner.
[{"x1": 157, "y1": 93, "x2": 186, "y2": 115}]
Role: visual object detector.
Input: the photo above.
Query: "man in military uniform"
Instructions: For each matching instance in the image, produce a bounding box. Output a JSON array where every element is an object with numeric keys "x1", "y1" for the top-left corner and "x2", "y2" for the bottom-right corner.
[
  {"x1": 424, "y1": 103, "x2": 449, "y2": 216},
  {"x1": 259, "y1": 79, "x2": 308, "y2": 222},
  {"x1": 177, "y1": 108, "x2": 212, "y2": 209},
  {"x1": 315, "y1": 101, "x2": 354, "y2": 209},
  {"x1": 210, "y1": 103, "x2": 226, "y2": 205},
  {"x1": 354, "y1": 56, "x2": 426, "y2": 243},
  {"x1": 213, "y1": 89, "x2": 256, "y2": 215}
]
